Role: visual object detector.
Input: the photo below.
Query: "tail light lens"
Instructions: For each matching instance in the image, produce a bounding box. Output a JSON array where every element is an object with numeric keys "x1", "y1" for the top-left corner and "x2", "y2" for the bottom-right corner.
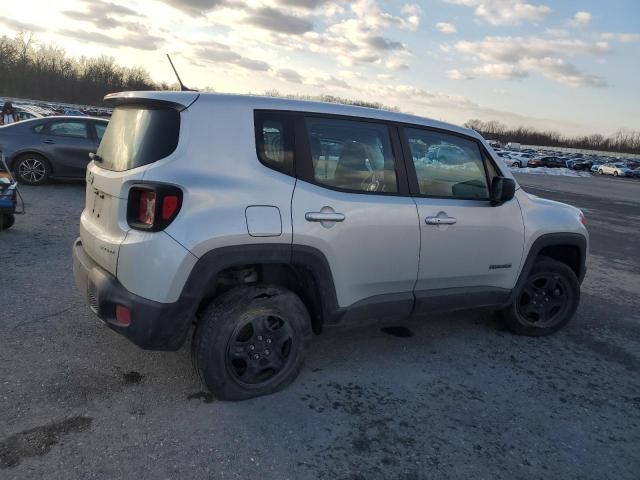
[{"x1": 127, "y1": 184, "x2": 183, "y2": 231}]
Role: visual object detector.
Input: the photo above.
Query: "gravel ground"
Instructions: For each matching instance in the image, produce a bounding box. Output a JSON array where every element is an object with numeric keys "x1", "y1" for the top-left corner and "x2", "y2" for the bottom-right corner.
[{"x1": 1, "y1": 175, "x2": 639, "y2": 479}]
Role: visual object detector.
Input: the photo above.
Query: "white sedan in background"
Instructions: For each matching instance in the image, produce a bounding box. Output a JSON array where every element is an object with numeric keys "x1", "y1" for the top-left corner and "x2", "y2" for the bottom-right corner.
[{"x1": 598, "y1": 162, "x2": 634, "y2": 177}]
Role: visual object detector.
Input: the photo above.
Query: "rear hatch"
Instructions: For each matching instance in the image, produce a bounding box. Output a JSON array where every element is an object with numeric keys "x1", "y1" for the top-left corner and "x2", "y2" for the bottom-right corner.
[{"x1": 80, "y1": 92, "x2": 197, "y2": 274}]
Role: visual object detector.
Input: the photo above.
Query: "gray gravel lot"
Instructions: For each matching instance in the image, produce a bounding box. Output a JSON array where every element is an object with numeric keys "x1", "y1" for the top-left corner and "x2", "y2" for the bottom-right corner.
[{"x1": 1, "y1": 174, "x2": 639, "y2": 479}]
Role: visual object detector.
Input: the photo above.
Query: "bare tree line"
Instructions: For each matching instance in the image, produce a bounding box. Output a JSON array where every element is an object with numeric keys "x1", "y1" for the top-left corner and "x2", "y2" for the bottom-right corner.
[
  {"x1": 465, "y1": 119, "x2": 640, "y2": 155},
  {"x1": 0, "y1": 32, "x2": 161, "y2": 106}
]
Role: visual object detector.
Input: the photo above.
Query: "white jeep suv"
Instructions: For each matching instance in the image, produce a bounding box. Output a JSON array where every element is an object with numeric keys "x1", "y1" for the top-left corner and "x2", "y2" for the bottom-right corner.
[{"x1": 73, "y1": 92, "x2": 588, "y2": 400}]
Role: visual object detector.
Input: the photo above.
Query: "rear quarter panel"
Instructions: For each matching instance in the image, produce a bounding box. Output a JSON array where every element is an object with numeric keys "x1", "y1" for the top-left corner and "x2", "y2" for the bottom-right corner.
[{"x1": 145, "y1": 98, "x2": 295, "y2": 258}]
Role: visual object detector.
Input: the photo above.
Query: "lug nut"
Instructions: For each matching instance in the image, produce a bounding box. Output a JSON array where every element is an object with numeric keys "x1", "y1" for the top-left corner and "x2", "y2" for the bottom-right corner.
[
  {"x1": 266, "y1": 338, "x2": 272, "y2": 344},
  {"x1": 257, "y1": 336, "x2": 263, "y2": 341},
  {"x1": 265, "y1": 350, "x2": 270, "y2": 355},
  {"x1": 249, "y1": 345, "x2": 255, "y2": 350},
  {"x1": 254, "y1": 354, "x2": 260, "y2": 360}
]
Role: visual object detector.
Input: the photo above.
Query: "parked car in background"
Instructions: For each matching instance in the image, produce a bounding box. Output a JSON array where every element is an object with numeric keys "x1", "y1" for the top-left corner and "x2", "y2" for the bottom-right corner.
[
  {"x1": 539, "y1": 156, "x2": 568, "y2": 168},
  {"x1": 598, "y1": 162, "x2": 634, "y2": 177},
  {"x1": 506, "y1": 142, "x2": 521, "y2": 150},
  {"x1": 0, "y1": 116, "x2": 108, "y2": 185},
  {"x1": 501, "y1": 157, "x2": 523, "y2": 168},
  {"x1": 64, "y1": 108, "x2": 86, "y2": 116},
  {"x1": 570, "y1": 158, "x2": 594, "y2": 171},
  {"x1": 14, "y1": 105, "x2": 44, "y2": 122}
]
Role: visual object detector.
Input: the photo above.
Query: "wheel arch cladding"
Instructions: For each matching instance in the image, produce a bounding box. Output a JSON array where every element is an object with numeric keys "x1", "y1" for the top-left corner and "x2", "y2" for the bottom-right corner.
[
  {"x1": 184, "y1": 244, "x2": 339, "y2": 333},
  {"x1": 517, "y1": 233, "x2": 587, "y2": 292}
]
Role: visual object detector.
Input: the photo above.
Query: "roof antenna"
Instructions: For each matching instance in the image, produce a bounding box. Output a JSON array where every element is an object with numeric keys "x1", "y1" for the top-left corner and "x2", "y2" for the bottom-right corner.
[{"x1": 166, "y1": 54, "x2": 196, "y2": 92}]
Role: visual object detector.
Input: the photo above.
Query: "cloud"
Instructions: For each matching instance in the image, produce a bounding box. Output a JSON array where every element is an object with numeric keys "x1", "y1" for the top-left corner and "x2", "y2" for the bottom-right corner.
[
  {"x1": 196, "y1": 44, "x2": 271, "y2": 71},
  {"x1": 471, "y1": 63, "x2": 527, "y2": 79},
  {"x1": 445, "y1": 0, "x2": 551, "y2": 25},
  {"x1": 364, "y1": 36, "x2": 406, "y2": 50},
  {"x1": 275, "y1": 0, "x2": 333, "y2": 8},
  {"x1": 454, "y1": 36, "x2": 609, "y2": 63},
  {"x1": 571, "y1": 11, "x2": 592, "y2": 27},
  {"x1": 301, "y1": 1, "x2": 418, "y2": 68},
  {"x1": 600, "y1": 32, "x2": 640, "y2": 42},
  {"x1": 57, "y1": 29, "x2": 163, "y2": 50},
  {"x1": 448, "y1": 69, "x2": 474, "y2": 80},
  {"x1": 275, "y1": 68, "x2": 304, "y2": 83},
  {"x1": 520, "y1": 57, "x2": 606, "y2": 87},
  {"x1": 436, "y1": 22, "x2": 457, "y2": 33},
  {"x1": 62, "y1": 0, "x2": 139, "y2": 29},
  {"x1": 450, "y1": 36, "x2": 609, "y2": 87},
  {"x1": 244, "y1": 7, "x2": 314, "y2": 34},
  {"x1": 0, "y1": 17, "x2": 45, "y2": 32},
  {"x1": 157, "y1": 0, "x2": 227, "y2": 15}
]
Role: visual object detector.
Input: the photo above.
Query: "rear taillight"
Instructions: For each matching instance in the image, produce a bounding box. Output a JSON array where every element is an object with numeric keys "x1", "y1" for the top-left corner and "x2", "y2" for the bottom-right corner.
[
  {"x1": 138, "y1": 191, "x2": 156, "y2": 225},
  {"x1": 127, "y1": 184, "x2": 183, "y2": 231}
]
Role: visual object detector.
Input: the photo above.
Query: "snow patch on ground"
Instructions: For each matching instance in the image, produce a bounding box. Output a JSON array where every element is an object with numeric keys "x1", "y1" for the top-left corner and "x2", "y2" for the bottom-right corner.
[{"x1": 510, "y1": 166, "x2": 592, "y2": 177}]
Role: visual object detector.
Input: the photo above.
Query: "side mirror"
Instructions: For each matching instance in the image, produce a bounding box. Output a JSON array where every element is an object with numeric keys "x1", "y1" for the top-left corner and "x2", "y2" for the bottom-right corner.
[{"x1": 490, "y1": 176, "x2": 516, "y2": 206}]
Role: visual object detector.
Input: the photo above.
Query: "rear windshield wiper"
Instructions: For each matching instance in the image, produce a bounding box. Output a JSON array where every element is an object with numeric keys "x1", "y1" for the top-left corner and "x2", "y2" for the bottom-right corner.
[{"x1": 89, "y1": 152, "x2": 103, "y2": 163}]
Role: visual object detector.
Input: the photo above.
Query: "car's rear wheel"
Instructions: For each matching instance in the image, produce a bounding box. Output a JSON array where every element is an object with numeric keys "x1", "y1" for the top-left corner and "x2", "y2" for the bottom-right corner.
[
  {"x1": 14, "y1": 154, "x2": 51, "y2": 185},
  {"x1": 0, "y1": 214, "x2": 15, "y2": 230},
  {"x1": 192, "y1": 285, "x2": 311, "y2": 401},
  {"x1": 614, "y1": 171, "x2": 618, "y2": 177},
  {"x1": 501, "y1": 258, "x2": 580, "y2": 336},
  {"x1": 598, "y1": 169, "x2": 603, "y2": 175}
]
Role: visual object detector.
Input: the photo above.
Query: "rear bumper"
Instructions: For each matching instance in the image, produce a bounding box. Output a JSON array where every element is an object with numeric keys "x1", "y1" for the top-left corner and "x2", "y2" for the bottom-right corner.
[{"x1": 72, "y1": 238, "x2": 193, "y2": 350}]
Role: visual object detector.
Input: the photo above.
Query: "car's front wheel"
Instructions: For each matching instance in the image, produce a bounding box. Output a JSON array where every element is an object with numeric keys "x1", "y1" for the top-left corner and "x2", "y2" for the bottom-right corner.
[
  {"x1": 14, "y1": 154, "x2": 51, "y2": 185},
  {"x1": 613, "y1": 171, "x2": 618, "y2": 177},
  {"x1": 501, "y1": 257, "x2": 580, "y2": 336},
  {"x1": 598, "y1": 169, "x2": 603, "y2": 175},
  {"x1": 192, "y1": 285, "x2": 311, "y2": 400}
]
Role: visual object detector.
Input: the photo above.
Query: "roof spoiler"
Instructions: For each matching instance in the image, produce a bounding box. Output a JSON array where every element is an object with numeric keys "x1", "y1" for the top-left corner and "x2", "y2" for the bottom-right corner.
[{"x1": 103, "y1": 91, "x2": 200, "y2": 111}]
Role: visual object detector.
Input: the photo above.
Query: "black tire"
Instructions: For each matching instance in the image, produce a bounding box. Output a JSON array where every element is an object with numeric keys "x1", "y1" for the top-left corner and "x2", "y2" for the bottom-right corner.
[
  {"x1": 0, "y1": 214, "x2": 15, "y2": 230},
  {"x1": 14, "y1": 154, "x2": 51, "y2": 185},
  {"x1": 501, "y1": 257, "x2": 580, "y2": 336},
  {"x1": 613, "y1": 171, "x2": 618, "y2": 177},
  {"x1": 514, "y1": 161, "x2": 521, "y2": 168},
  {"x1": 192, "y1": 285, "x2": 312, "y2": 401}
]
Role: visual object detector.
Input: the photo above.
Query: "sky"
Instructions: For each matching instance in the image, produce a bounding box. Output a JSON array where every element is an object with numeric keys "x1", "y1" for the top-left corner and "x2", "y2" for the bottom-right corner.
[{"x1": 0, "y1": 0, "x2": 638, "y2": 136}]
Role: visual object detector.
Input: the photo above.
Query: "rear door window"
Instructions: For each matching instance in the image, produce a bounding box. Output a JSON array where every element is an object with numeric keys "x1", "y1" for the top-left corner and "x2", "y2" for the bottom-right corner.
[
  {"x1": 97, "y1": 106, "x2": 180, "y2": 171},
  {"x1": 304, "y1": 117, "x2": 398, "y2": 194},
  {"x1": 48, "y1": 121, "x2": 89, "y2": 139}
]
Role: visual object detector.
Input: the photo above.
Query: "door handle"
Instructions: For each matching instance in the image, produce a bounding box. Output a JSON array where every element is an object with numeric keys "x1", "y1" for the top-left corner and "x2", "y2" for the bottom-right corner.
[
  {"x1": 43, "y1": 139, "x2": 56, "y2": 144},
  {"x1": 305, "y1": 212, "x2": 345, "y2": 222},
  {"x1": 425, "y1": 214, "x2": 456, "y2": 225}
]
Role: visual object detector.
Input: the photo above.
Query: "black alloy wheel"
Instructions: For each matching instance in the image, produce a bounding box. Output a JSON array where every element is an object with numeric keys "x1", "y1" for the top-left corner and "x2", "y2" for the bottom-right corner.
[
  {"x1": 516, "y1": 273, "x2": 571, "y2": 328},
  {"x1": 226, "y1": 315, "x2": 294, "y2": 385}
]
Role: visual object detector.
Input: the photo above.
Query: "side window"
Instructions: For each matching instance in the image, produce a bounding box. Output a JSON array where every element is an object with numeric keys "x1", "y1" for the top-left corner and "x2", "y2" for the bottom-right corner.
[
  {"x1": 48, "y1": 121, "x2": 89, "y2": 139},
  {"x1": 305, "y1": 117, "x2": 397, "y2": 193},
  {"x1": 255, "y1": 111, "x2": 294, "y2": 176},
  {"x1": 405, "y1": 128, "x2": 489, "y2": 199},
  {"x1": 95, "y1": 123, "x2": 107, "y2": 142}
]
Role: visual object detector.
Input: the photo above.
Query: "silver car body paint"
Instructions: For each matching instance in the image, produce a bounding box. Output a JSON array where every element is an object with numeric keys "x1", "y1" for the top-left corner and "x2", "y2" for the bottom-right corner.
[{"x1": 78, "y1": 92, "x2": 588, "y2": 306}]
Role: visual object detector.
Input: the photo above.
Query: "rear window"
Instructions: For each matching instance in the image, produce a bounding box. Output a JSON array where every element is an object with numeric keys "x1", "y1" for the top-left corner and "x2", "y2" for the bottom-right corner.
[{"x1": 97, "y1": 105, "x2": 180, "y2": 171}]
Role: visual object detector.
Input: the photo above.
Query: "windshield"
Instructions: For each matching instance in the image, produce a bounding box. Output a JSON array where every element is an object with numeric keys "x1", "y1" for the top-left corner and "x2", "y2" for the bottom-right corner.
[{"x1": 96, "y1": 105, "x2": 180, "y2": 171}]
